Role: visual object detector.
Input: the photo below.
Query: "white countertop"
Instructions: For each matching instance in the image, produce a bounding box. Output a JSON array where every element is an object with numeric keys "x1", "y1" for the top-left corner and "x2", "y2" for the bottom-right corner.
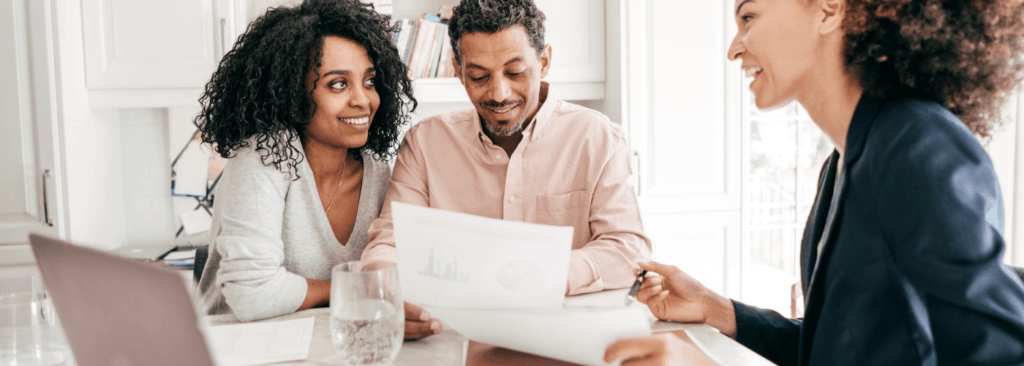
[{"x1": 205, "y1": 289, "x2": 775, "y2": 366}]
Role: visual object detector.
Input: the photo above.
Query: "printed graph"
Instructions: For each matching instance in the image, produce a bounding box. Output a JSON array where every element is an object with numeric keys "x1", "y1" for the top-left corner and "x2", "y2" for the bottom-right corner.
[{"x1": 419, "y1": 248, "x2": 469, "y2": 283}]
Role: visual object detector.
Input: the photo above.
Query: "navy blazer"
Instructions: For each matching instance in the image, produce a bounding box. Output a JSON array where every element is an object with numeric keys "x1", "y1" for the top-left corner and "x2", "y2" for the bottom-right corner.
[{"x1": 732, "y1": 96, "x2": 1024, "y2": 365}]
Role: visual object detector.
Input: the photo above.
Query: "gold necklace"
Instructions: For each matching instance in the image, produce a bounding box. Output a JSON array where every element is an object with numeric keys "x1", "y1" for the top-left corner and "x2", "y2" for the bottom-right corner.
[{"x1": 324, "y1": 154, "x2": 349, "y2": 215}]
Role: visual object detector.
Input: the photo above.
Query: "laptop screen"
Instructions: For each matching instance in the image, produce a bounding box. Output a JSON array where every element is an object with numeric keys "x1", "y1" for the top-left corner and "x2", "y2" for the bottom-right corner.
[{"x1": 29, "y1": 234, "x2": 215, "y2": 366}]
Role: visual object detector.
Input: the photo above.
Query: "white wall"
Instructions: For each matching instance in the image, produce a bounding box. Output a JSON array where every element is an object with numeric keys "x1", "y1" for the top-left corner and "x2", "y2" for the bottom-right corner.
[{"x1": 120, "y1": 109, "x2": 176, "y2": 246}]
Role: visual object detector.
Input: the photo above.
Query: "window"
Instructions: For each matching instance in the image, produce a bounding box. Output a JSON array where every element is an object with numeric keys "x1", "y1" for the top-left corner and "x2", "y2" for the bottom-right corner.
[{"x1": 742, "y1": 91, "x2": 834, "y2": 317}]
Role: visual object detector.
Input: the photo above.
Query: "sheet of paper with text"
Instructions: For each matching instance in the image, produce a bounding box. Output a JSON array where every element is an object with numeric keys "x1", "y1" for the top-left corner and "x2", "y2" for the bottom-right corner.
[{"x1": 392, "y1": 202, "x2": 574, "y2": 309}]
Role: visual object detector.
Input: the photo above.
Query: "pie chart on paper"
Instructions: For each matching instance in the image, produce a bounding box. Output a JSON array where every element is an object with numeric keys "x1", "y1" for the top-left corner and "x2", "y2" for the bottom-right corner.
[{"x1": 495, "y1": 260, "x2": 546, "y2": 292}]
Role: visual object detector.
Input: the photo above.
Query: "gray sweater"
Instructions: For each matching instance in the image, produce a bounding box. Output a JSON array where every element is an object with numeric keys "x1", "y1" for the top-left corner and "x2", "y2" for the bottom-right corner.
[{"x1": 197, "y1": 143, "x2": 390, "y2": 321}]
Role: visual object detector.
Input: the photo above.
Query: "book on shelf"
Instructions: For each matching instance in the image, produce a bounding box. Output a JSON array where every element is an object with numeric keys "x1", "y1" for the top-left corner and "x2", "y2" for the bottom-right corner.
[
  {"x1": 394, "y1": 19, "x2": 415, "y2": 63},
  {"x1": 426, "y1": 22, "x2": 448, "y2": 78},
  {"x1": 392, "y1": 9, "x2": 458, "y2": 80},
  {"x1": 404, "y1": 15, "x2": 430, "y2": 78}
]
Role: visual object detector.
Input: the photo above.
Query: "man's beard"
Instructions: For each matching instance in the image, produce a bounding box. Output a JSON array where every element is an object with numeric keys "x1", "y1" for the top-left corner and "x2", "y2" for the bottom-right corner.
[
  {"x1": 484, "y1": 118, "x2": 526, "y2": 137},
  {"x1": 480, "y1": 99, "x2": 525, "y2": 136}
]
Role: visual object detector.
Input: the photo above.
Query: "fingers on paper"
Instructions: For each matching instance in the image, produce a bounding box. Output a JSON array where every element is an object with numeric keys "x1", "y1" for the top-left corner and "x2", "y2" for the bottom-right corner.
[
  {"x1": 403, "y1": 302, "x2": 442, "y2": 340},
  {"x1": 404, "y1": 301, "x2": 430, "y2": 321},
  {"x1": 604, "y1": 335, "x2": 670, "y2": 365}
]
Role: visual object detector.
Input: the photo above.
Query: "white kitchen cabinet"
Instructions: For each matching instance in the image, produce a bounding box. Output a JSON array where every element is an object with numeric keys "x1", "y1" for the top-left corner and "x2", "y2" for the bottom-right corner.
[
  {"x1": 81, "y1": 0, "x2": 605, "y2": 107},
  {"x1": 538, "y1": 0, "x2": 604, "y2": 83},
  {"x1": 81, "y1": 0, "x2": 227, "y2": 108},
  {"x1": 1, "y1": 0, "x2": 62, "y2": 265}
]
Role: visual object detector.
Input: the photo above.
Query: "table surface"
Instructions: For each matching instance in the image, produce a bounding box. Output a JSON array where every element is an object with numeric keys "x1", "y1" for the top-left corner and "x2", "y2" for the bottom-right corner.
[{"x1": 205, "y1": 289, "x2": 775, "y2": 366}]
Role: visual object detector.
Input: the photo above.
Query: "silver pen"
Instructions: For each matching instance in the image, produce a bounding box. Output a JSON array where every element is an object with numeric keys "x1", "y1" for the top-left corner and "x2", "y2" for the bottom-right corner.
[{"x1": 625, "y1": 269, "x2": 648, "y2": 305}]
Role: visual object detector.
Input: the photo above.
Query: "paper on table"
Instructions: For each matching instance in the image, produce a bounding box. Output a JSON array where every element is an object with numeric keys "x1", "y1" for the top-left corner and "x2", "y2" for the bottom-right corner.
[
  {"x1": 427, "y1": 306, "x2": 652, "y2": 366},
  {"x1": 205, "y1": 316, "x2": 315, "y2": 366},
  {"x1": 392, "y1": 202, "x2": 574, "y2": 309},
  {"x1": 181, "y1": 209, "x2": 213, "y2": 235}
]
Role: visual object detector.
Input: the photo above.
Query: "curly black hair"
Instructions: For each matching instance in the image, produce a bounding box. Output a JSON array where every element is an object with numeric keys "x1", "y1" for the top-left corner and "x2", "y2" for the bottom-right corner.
[
  {"x1": 843, "y1": 0, "x2": 1024, "y2": 138},
  {"x1": 195, "y1": 0, "x2": 416, "y2": 179},
  {"x1": 448, "y1": 0, "x2": 546, "y2": 64}
]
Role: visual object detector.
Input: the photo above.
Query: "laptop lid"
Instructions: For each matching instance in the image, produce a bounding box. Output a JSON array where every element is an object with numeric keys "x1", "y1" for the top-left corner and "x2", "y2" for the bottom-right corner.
[{"x1": 28, "y1": 233, "x2": 214, "y2": 366}]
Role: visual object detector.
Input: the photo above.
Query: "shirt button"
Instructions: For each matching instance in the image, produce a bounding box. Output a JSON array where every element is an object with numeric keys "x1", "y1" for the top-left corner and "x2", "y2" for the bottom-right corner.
[
  {"x1": 509, "y1": 196, "x2": 516, "y2": 202},
  {"x1": 496, "y1": 154, "x2": 501, "y2": 159}
]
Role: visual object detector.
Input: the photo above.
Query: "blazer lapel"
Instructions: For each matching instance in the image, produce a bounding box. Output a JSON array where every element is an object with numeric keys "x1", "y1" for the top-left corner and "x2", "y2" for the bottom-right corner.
[
  {"x1": 804, "y1": 161, "x2": 847, "y2": 303},
  {"x1": 797, "y1": 95, "x2": 885, "y2": 365},
  {"x1": 803, "y1": 95, "x2": 885, "y2": 302},
  {"x1": 800, "y1": 152, "x2": 839, "y2": 293}
]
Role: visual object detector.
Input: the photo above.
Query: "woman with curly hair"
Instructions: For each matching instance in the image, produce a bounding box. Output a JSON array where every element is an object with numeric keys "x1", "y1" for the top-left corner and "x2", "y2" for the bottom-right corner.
[
  {"x1": 606, "y1": 0, "x2": 1024, "y2": 364},
  {"x1": 194, "y1": 0, "x2": 415, "y2": 321}
]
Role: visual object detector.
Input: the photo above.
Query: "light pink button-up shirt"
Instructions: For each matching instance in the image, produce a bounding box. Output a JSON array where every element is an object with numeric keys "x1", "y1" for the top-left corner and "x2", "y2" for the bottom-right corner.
[{"x1": 361, "y1": 85, "x2": 652, "y2": 295}]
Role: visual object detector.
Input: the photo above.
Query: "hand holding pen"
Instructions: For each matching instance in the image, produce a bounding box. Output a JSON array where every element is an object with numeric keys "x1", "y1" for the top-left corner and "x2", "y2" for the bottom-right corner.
[
  {"x1": 627, "y1": 262, "x2": 736, "y2": 337},
  {"x1": 625, "y1": 269, "x2": 648, "y2": 305}
]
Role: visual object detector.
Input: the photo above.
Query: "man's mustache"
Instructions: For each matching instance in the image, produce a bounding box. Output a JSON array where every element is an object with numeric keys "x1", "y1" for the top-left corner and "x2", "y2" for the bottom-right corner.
[{"x1": 481, "y1": 99, "x2": 523, "y2": 109}]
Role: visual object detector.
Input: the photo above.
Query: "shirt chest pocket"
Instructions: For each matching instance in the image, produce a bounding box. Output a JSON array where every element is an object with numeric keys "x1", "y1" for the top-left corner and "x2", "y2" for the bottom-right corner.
[{"x1": 537, "y1": 191, "x2": 590, "y2": 247}]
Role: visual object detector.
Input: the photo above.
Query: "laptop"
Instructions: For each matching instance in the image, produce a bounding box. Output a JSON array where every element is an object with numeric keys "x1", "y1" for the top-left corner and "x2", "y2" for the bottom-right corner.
[{"x1": 28, "y1": 233, "x2": 215, "y2": 366}]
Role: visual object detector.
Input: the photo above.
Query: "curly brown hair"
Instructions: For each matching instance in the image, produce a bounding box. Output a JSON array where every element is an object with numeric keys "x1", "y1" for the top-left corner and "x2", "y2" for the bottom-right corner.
[
  {"x1": 195, "y1": 0, "x2": 416, "y2": 179},
  {"x1": 843, "y1": 0, "x2": 1024, "y2": 138}
]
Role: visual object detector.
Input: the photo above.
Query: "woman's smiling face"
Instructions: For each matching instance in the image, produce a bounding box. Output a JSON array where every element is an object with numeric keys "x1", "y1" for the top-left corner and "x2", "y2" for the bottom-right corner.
[
  {"x1": 305, "y1": 36, "x2": 380, "y2": 150},
  {"x1": 728, "y1": 0, "x2": 822, "y2": 110}
]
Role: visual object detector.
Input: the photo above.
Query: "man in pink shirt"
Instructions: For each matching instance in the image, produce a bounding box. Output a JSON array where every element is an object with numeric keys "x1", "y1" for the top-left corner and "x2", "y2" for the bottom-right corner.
[{"x1": 361, "y1": 0, "x2": 652, "y2": 339}]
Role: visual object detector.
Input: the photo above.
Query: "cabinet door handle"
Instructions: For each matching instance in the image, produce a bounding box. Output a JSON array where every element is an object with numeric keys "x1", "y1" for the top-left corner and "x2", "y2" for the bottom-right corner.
[{"x1": 42, "y1": 169, "x2": 52, "y2": 227}]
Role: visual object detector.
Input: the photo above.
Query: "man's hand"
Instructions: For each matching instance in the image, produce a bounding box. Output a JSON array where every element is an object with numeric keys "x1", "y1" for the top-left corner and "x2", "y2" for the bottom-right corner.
[
  {"x1": 404, "y1": 301, "x2": 442, "y2": 340},
  {"x1": 604, "y1": 331, "x2": 716, "y2": 366},
  {"x1": 634, "y1": 261, "x2": 736, "y2": 337}
]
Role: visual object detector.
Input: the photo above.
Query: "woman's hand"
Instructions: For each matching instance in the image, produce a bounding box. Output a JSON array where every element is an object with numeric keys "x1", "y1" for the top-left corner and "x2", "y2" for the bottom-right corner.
[
  {"x1": 604, "y1": 331, "x2": 716, "y2": 366},
  {"x1": 403, "y1": 301, "x2": 442, "y2": 340},
  {"x1": 635, "y1": 261, "x2": 737, "y2": 338}
]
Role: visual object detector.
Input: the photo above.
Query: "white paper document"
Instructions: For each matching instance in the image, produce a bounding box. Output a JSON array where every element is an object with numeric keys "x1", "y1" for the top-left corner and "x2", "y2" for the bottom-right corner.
[
  {"x1": 428, "y1": 306, "x2": 652, "y2": 366},
  {"x1": 206, "y1": 316, "x2": 315, "y2": 366},
  {"x1": 392, "y1": 202, "x2": 574, "y2": 309},
  {"x1": 181, "y1": 209, "x2": 213, "y2": 235}
]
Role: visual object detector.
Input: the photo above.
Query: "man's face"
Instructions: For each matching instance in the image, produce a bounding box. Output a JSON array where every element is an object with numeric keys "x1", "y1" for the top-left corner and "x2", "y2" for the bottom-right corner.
[{"x1": 454, "y1": 25, "x2": 551, "y2": 137}]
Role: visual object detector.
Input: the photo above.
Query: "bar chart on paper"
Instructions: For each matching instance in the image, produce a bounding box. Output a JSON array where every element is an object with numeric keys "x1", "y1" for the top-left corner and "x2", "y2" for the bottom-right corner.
[{"x1": 419, "y1": 248, "x2": 469, "y2": 283}]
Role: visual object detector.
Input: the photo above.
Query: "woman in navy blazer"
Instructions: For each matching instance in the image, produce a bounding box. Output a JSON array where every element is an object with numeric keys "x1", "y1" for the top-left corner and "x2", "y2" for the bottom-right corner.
[{"x1": 605, "y1": 0, "x2": 1024, "y2": 365}]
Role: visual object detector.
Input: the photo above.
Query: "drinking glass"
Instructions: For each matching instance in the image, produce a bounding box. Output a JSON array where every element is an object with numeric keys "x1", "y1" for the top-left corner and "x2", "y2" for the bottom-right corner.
[
  {"x1": 0, "y1": 292, "x2": 75, "y2": 366},
  {"x1": 329, "y1": 261, "x2": 403, "y2": 366}
]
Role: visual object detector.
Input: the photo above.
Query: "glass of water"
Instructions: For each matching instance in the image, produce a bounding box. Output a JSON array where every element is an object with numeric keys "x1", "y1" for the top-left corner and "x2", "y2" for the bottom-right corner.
[{"x1": 329, "y1": 261, "x2": 403, "y2": 366}]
